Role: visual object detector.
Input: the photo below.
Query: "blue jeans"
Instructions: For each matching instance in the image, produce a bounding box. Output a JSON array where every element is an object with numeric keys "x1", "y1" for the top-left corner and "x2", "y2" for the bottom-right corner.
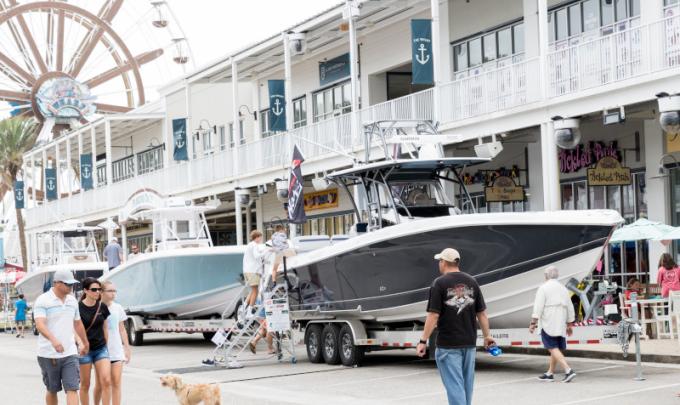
[{"x1": 435, "y1": 347, "x2": 476, "y2": 405}]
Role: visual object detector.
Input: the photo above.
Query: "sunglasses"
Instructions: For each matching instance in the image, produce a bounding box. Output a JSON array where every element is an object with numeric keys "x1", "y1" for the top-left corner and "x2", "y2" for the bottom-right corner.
[
  {"x1": 88, "y1": 288, "x2": 102, "y2": 292},
  {"x1": 55, "y1": 281, "x2": 74, "y2": 288}
]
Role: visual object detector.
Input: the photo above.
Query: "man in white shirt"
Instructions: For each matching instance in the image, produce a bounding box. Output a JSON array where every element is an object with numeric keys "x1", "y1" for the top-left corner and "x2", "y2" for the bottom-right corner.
[
  {"x1": 34, "y1": 270, "x2": 89, "y2": 405},
  {"x1": 242, "y1": 230, "x2": 266, "y2": 314},
  {"x1": 529, "y1": 266, "x2": 576, "y2": 383}
]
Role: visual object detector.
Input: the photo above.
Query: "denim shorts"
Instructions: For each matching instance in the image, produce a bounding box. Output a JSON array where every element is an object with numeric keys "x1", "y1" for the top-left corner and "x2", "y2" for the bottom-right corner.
[
  {"x1": 37, "y1": 355, "x2": 80, "y2": 393},
  {"x1": 78, "y1": 346, "x2": 110, "y2": 365},
  {"x1": 541, "y1": 330, "x2": 567, "y2": 350}
]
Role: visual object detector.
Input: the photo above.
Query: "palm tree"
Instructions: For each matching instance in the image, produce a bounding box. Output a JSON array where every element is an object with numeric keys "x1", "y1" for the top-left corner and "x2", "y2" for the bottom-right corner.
[{"x1": 0, "y1": 117, "x2": 38, "y2": 271}]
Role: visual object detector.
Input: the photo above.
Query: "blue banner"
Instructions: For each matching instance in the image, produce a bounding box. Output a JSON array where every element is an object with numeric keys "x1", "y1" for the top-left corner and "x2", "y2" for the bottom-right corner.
[
  {"x1": 172, "y1": 118, "x2": 188, "y2": 161},
  {"x1": 319, "y1": 53, "x2": 351, "y2": 86},
  {"x1": 268, "y1": 80, "x2": 286, "y2": 133},
  {"x1": 411, "y1": 19, "x2": 434, "y2": 85},
  {"x1": 80, "y1": 153, "x2": 93, "y2": 190},
  {"x1": 45, "y1": 168, "x2": 57, "y2": 201},
  {"x1": 14, "y1": 180, "x2": 24, "y2": 209}
]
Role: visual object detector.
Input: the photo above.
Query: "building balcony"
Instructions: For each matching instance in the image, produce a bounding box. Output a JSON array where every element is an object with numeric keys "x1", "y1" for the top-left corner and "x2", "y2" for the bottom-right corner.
[{"x1": 24, "y1": 13, "x2": 680, "y2": 229}]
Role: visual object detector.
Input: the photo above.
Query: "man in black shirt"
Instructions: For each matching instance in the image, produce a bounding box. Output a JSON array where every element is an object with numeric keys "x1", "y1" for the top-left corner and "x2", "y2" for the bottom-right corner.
[{"x1": 416, "y1": 248, "x2": 495, "y2": 405}]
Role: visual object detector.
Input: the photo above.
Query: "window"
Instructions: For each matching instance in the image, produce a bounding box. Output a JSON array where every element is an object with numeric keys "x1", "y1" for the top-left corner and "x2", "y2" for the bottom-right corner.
[
  {"x1": 615, "y1": 0, "x2": 628, "y2": 21},
  {"x1": 229, "y1": 120, "x2": 244, "y2": 147},
  {"x1": 260, "y1": 109, "x2": 272, "y2": 137},
  {"x1": 556, "y1": 8, "x2": 568, "y2": 41},
  {"x1": 293, "y1": 97, "x2": 307, "y2": 128},
  {"x1": 582, "y1": 0, "x2": 600, "y2": 32},
  {"x1": 451, "y1": 21, "x2": 525, "y2": 73},
  {"x1": 454, "y1": 43, "x2": 468, "y2": 72},
  {"x1": 482, "y1": 33, "x2": 496, "y2": 63},
  {"x1": 513, "y1": 24, "x2": 524, "y2": 54},
  {"x1": 569, "y1": 4, "x2": 582, "y2": 37},
  {"x1": 468, "y1": 37, "x2": 483, "y2": 67},
  {"x1": 218, "y1": 125, "x2": 226, "y2": 150},
  {"x1": 312, "y1": 81, "x2": 351, "y2": 122},
  {"x1": 202, "y1": 128, "x2": 213, "y2": 154},
  {"x1": 549, "y1": 0, "x2": 640, "y2": 44},
  {"x1": 497, "y1": 28, "x2": 512, "y2": 59},
  {"x1": 601, "y1": 0, "x2": 614, "y2": 26}
]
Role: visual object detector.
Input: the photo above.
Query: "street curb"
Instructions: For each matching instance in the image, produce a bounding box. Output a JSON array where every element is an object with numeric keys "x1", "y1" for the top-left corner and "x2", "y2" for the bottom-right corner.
[{"x1": 499, "y1": 346, "x2": 680, "y2": 364}]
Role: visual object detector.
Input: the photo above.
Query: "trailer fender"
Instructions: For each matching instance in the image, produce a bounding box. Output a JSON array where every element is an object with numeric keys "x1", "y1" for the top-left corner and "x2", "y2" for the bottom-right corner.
[
  {"x1": 127, "y1": 315, "x2": 145, "y2": 332},
  {"x1": 307, "y1": 319, "x2": 368, "y2": 343}
]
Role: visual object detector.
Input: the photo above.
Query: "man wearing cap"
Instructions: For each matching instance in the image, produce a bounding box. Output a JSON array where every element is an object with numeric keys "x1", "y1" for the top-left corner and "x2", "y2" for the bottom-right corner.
[
  {"x1": 34, "y1": 270, "x2": 89, "y2": 405},
  {"x1": 529, "y1": 265, "x2": 576, "y2": 383},
  {"x1": 416, "y1": 248, "x2": 495, "y2": 405},
  {"x1": 103, "y1": 237, "x2": 123, "y2": 270}
]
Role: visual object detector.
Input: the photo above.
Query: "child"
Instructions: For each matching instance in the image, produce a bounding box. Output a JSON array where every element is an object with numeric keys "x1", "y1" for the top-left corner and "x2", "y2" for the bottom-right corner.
[{"x1": 270, "y1": 225, "x2": 289, "y2": 286}]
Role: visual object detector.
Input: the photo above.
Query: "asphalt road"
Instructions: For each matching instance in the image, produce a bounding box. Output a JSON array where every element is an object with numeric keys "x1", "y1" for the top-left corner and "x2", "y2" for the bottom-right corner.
[{"x1": 2, "y1": 331, "x2": 679, "y2": 404}]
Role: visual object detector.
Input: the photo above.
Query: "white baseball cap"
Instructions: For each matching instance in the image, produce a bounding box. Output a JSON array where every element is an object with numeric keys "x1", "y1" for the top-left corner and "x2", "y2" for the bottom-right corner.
[
  {"x1": 53, "y1": 270, "x2": 79, "y2": 285},
  {"x1": 434, "y1": 248, "x2": 461, "y2": 262},
  {"x1": 111, "y1": 237, "x2": 118, "y2": 242}
]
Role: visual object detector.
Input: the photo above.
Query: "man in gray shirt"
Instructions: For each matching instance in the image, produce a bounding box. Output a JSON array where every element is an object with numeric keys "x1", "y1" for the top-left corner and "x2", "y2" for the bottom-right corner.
[{"x1": 103, "y1": 237, "x2": 123, "y2": 270}]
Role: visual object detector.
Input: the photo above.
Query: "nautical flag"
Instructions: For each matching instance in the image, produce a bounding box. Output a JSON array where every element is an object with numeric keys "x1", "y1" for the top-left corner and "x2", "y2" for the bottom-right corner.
[
  {"x1": 45, "y1": 168, "x2": 57, "y2": 201},
  {"x1": 411, "y1": 19, "x2": 434, "y2": 85},
  {"x1": 14, "y1": 180, "x2": 24, "y2": 209},
  {"x1": 80, "y1": 153, "x2": 93, "y2": 190},
  {"x1": 172, "y1": 118, "x2": 188, "y2": 161},
  {"x1": 287, "y1": 145, "x2": 306, "y2": 224},
  {"x1": 268, "y1": 80, "x2": 286, "y2": 132}
]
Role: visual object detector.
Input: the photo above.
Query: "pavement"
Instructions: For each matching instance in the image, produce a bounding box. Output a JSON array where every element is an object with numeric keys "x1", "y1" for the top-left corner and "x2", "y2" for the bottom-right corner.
[{"x1": 2, "y1": 331, "x2": 680, "y2": 404}]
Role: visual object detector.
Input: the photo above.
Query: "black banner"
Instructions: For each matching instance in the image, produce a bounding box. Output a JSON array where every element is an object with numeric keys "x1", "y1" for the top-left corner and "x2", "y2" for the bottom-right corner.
[{"x1": 287, "y1": 145, "x2": 306, "y2": 224}]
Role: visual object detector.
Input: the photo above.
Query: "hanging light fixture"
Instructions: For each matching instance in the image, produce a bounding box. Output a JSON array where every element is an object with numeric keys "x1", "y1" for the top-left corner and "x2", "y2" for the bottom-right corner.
[{"x1": 151, "y1": 1, "x2": 168, "y2": 28}]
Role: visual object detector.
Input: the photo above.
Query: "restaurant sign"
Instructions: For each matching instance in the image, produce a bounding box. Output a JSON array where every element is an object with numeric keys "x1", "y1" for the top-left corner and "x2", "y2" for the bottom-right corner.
[
  {"x1": 559, "y1": 141, "x2": 620, "y2": 174},
  {"x1": 304, "y1": 189, "x2": 339, "y2": 211},
  {"x1": 484, "y1": 176, "x2": 524, "y2": 202},
  {"x1": 587, "y1": 156, "x2": 632, "y2": 186}
]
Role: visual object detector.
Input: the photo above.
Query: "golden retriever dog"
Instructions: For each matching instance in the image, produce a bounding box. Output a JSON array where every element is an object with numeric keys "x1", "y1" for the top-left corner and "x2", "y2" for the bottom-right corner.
[{"x1": 160, "y1": 374, "x2": 221, "y2": 405}]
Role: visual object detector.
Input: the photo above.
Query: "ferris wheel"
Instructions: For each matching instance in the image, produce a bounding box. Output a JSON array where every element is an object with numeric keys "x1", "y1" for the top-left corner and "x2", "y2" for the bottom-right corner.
[{"x1": 0, "y1": 0, "x2": 193, "y2": 125}]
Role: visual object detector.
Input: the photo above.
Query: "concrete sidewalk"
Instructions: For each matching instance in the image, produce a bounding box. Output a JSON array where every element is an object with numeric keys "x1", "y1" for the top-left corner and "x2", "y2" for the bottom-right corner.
[{"x1": 504, "y1": 338, "x2": 680, "y2": 364}]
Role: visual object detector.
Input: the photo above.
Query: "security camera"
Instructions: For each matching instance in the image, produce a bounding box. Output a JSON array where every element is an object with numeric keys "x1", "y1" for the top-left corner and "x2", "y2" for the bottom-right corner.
[
  {"x1": 656, "y1": 92, "x2": 680, "y2": 135},
  {"x1": 275, "y1": 179, "x2": 289, "y2": 203},
  {"x1": 288, "y1": 32, "x2": 307, "y2": 56},
  {"x1": 552, "y1": 116, "x2": 581, "y2": 150},
  {"x1": 312, "y1": 177, "x2": 329, "y2": 191},
  {"x1": 235, "y1": 188, "x2": 251, "y2": 206}
]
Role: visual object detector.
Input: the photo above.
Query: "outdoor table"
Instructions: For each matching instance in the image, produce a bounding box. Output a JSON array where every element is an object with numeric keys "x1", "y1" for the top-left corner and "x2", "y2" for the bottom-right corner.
[{"x1": 624, "y1": 297, "x2": 669, "y2": 339}]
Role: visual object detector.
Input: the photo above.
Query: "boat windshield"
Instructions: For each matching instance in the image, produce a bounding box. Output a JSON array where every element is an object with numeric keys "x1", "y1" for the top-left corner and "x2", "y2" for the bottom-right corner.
[
  {"x1": 389, "y1": 181, "x2": 450, "y2": 208},
  {"x1": 62, "y1": 232, "x2": 94, "y2": 253}
]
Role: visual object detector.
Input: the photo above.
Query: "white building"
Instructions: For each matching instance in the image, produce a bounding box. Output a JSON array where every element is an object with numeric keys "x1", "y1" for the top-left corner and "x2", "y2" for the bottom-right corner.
[{"x1": 21, "y1": 0, "x2": 680, "y2": 285}]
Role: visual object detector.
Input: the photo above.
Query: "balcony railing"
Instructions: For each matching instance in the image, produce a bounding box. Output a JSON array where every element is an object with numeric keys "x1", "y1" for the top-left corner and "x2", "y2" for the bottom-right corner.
[
  {"x1": 137, "y1": 144, "x2": 164, "y2": 175},
  {"x1": 112, "y1": 155, "x2": 135, "y2": 183}
]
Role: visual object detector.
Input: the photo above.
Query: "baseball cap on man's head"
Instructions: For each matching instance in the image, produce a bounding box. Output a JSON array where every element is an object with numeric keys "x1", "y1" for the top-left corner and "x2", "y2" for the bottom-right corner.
[
  {"x1": 434, "y1": 248, "x2": 461, "y2": 263},
  {"x1": 53, "y1": 270, "x2": 79, "y2": 285},
  {"x1": 111, "y1": 237, "x2": 118, "y2": 242}
]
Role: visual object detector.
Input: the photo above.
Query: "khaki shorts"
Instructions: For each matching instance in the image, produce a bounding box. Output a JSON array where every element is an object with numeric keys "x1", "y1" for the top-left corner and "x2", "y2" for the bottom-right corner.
[{"x1": 244, "y1": 273, "x2": 261, "y2": 287}]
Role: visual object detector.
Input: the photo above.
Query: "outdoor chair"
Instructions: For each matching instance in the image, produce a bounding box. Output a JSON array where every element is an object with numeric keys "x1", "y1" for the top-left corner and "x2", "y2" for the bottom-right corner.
[
  {"x1": 670, "y1": 291, "x2": 680, "y2": 345},
  {"x1": 653, "y1": 297, "x2": 674, "y2": 339},
  {"x1": 618, "y1": 293, "x2": 630, "y2": 318}
]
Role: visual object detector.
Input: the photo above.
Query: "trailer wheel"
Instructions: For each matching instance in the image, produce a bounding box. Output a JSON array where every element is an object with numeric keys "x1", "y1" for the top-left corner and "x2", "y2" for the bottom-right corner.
[
  {"x1": 304, "y1": 324, "x2": 324, "y2": 363},
  {"x1": 338, "y1": 324, "x2": 364, "y2": 367},
  {"x1": 321, "y1": 324, "x2": 341, "y2": 365},
  {"x1": 127, "y1": 319, "x2": 144, "y2": 346}
]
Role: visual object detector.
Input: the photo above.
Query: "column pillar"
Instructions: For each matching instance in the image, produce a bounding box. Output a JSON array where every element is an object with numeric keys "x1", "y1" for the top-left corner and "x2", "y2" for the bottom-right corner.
[
  {"x1": 55, "y1": 142, "x2": 61, "y2": 200},
  {"x1": 430, "y1": 0, "x2": 442, "y2": 121},
  {"x1": 66, "y1": 137, "x2": 72, "y2": 196},
  {"x1": 346, "y1": 0, "x2": 360, "y2": 144},
  {"x1": 541, "y1": 122, "x2": 560, "y2": 210},
  {"x1": 121, "y1": 224, "x2": 127, "y2": 261},
  {"x1": 437, "y1": 0, "x2": 452, "y2": 83},
  {"x1": 644, "y1": 118, "x2": 668, "y2": 282},
  {"x1": 640, "y1": 0, "x2": 663, "y2": 25},
  {"x1": 256, "y1": 197, "x2": 264, "y2": 233},
  {"x1": 41, "y1": 149, "x2": 47, "y2": 202},
  {"x1": 91, "y1": 126, "x2": 98, "y2": 188},
  {"x1": 105, "y1": 120, "x2": 113, "y2": 186},
  {"x1": 232, "y1": 59, "x2": 244, "y2": 245},
  {"x1": 537, "y1": 0, "x2": 549, "y2": 99},
  {"x1": 245, "y1": 203, "x2": 252, "y2": 234},
  {"x1": 283, "y1": 34, "x2": 294, "y2": 133},
  {"x1": 254, "y1": 79, "x2": 262, "y2": 140},
  {"x1": 31, "y1": 154, "x2": 37, "y2": 205}
]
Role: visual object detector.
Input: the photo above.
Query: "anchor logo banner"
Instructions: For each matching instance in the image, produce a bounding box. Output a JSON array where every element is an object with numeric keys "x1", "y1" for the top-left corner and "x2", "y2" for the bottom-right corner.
[
  {"x1": 268, "y1": 80, "x2": 286, "y2": 132},
  {"x1": 172, "y1": 118, "x2": 188, "y2": 161},
  {"x1": 45, "y1": 167, "x2": 57, "y2": 201},
  {"x1": 14, "y1": 180, "x2": 24, "y2": 209},
  {"x1": 411, "y1": 19, "x2": 433, "y2": 85},
  {"x1": 80, "y1": 153, "x2": 93, "y2": 190}
]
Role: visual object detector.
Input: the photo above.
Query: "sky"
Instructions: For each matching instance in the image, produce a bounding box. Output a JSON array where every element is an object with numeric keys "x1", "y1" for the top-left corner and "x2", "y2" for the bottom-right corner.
[{"x1": 168, "y1": 0, "x2": 342, "y2": 69}]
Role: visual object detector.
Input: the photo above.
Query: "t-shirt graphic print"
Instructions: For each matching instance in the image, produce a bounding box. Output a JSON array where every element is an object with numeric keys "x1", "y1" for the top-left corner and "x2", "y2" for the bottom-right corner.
[{"x1": 445, "y1": 284, "x2": 476, "y2": 314}]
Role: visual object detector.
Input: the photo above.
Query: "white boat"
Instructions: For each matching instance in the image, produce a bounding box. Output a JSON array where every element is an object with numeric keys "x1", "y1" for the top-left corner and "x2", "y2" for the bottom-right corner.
[
  {"x1": 100, "y1": 198, "x2": 246, "y2": 319},
  {"x1": 16, "y1": 221, "x2": 109, "y2": 304}
]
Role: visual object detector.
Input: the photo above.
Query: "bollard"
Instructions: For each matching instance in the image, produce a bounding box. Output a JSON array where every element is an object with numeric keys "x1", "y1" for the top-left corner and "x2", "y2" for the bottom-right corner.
[{"x1": 630, "y1": 292, "x2": 645, "y2": 381}]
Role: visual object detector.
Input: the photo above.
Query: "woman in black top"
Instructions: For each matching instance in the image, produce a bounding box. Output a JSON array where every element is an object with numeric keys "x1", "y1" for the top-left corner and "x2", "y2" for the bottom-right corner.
[{"x1": 78, "y1": 278, "x2": 112, "y2": 405}]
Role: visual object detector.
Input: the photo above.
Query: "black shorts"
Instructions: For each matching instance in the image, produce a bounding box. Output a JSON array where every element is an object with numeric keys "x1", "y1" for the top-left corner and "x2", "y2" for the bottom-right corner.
[
  {"x1": 37, "y1": 355, "x2": 80, "y2": 393},
  {"x1": 541, "y1": 330, "x2": 567, "y2": 350}
]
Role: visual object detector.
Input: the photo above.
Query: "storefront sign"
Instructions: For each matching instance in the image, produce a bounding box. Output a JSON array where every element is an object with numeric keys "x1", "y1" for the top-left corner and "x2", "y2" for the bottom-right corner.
[
  {"x1": 667, "y1": 133, "x2": 680, "y2": 154},
  {"x1": 304, "y1": 188, "x2": 339, "y2": 211},
  {"x1": 119, "y1": 189, "x2": 164, "y2": 223},
  {"x1": 484, "y1": 176, "x2": 524, "y2": 202},
  {"x1": 172, "y1": 118, "x2": 188, "y2": 161},
  {"x1": 559, "y1": 141, "x2": 620, "y2": 173},
  {"x1": 587, "y1": 156, "x2": 632, "y2": 186},
  {"x1": 411, "y1": 19, "x2": 434, "y2": 85},
  {"x1": 319, "y1": 53, "x2": 350, "y2": 86},
  {"x1": 268, "y1": 79, "x2": 286, "y2": 132},
  {"x1": 14, "y1": 180, "x2": 24, "y2": 209}
]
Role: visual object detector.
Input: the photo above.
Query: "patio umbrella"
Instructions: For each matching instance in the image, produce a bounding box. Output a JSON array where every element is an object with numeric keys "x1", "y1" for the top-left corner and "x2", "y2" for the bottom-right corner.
[
  {"x1": 609, "y1": 218, "x2": 676, "y2": 243},
  {"x1": 653, "y1": 226, "x2": 680, "y2": 241}
]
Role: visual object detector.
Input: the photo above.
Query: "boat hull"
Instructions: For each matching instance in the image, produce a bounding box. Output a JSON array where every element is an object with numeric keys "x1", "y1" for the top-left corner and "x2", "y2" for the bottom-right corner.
[
  {"x1": 16, "y1": 263, "x2": 109, "y2": 304},
  {"x1": 286, "y1": 210, "x2": 621, "y2": 328},
  {"x1": 100, "y1": 246, "x2": 246, "y2": 319}
]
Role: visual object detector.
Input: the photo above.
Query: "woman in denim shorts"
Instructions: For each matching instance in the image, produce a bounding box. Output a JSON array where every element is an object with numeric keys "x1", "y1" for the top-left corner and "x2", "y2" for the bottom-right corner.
[{"x1": 78, "y1": 278, "x2": 112, "y2": 405}]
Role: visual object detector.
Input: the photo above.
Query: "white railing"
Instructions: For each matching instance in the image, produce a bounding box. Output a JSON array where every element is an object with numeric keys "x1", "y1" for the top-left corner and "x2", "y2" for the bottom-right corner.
[
  {"x1": 439, "y1": 57, "x2": 540, "y2": 122},
  {"x1": 547, "y1": 14, "x2": 680, "y2": 97}
]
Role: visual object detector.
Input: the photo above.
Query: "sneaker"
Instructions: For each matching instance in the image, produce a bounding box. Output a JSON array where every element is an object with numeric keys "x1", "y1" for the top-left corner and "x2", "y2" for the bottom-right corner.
[
  {"x1": 201, "y1": 358, "x2": 215, "y2": 366},
  {"x1": 537, "y1": 373, "x2": 554, "y2": 382},
  {"x1": 562, "y1": 369, "x2": 576, "y2": 383}
]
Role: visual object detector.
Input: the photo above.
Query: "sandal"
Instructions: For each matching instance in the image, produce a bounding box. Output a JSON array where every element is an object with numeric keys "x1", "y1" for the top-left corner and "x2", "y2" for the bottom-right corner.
[{"x1": 248, "y1": 342, "x2": 257, "y2": 354}]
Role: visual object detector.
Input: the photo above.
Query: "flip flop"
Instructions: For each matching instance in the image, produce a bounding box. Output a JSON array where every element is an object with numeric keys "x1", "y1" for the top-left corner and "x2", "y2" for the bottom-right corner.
[{"x1": 248, "y1": 342, "x2": 256, "y2": 354}]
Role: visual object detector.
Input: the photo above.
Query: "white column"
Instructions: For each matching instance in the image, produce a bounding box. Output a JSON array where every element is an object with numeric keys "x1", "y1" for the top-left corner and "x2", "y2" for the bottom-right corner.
[
  {"x1": 527, "y1": 139, "x2": 544, "y2": 211},
  {"x1": 232, "y1": 59, "x2": 244, "y2": 246},
  {"x1": 41, "y1": 149, "x2": 47, "y2": 201},
  {"x1": 430, "y1": 0, "x2": 442, "y2": 122},
  {"x1": 254, "y1": 80, "x2": 262, "y2": 140},
  {"x1": 30, "y1": 154, "x2": 36, "y2": 205},
  {"x1": 347, "y1": 0, "x2": 360, "y2": 144},
  {"x1": 77, "y1": 131, "x2": 83, "y2": 191},
  {"x1": 256, "y1": 197, "x2": 264, "y2": 233},
  {"x1": 55, "y1": 142, "x2": 60, "y2": 200},
  {"x1": 66, "y1": 137, "x2": 72, "y2": 196},
  {"x1": 523, "y1": 0, "x2": 540, "y2": 58},
  {"x1": 245, "y1": 203, "x2": 252, "y2": 234},
  {"x1": 437, "y1": 0, "x2": 452, "y2": 83},
  {"x1": 91, "y1": 126, "x2": 97, "y2": 189},
  {"x1": 283, "y1": 33, "x2": 294, "y2": 132},
  {"x1": 537, "y1": 0, "x2": 549, "y2": 99},
  {"x1": 640, "y1": 0, "x2": 663, "y2": 25},
  {"x1": 121, "y1": 224, "x2": 127, "y2": 261},
  {"x1": 185, "y1": 81, "x2": 194, "y2": 161},
  {"x1": 644, "y1": 118, "x2": 668, "y2": 282},
  {"x1": 541, "y1": 122, "x2": 560, "y2": 211},
  {"x1": 105, "y1": 120, "x2": 113, "y2": 186}
]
